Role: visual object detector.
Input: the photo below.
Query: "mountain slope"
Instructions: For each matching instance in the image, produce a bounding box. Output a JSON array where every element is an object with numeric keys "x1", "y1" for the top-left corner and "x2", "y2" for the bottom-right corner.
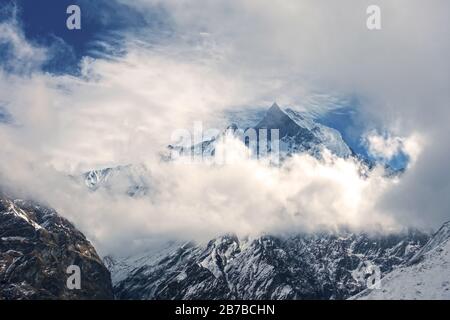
[
  {"x1": 255, "y1": 103, "x2": 352, "y2": 158},
  {"x1": 168, "y1": 103, "x2": 352, "y2": 161},
  {"x1": 79, "y1": 164, "x2": 151, "y2": 196},
  {"x1": 0, "y1": 193, "x2": 113, "y2": 299},
  {"x1": 352, "y1": 221, "x2": 450, "y2": 300},
  {"x1": 79, "y1": 104, "x2": 354, "y2": 198},
  {"x1": 283, "y1": 108, "x2": 353, "y2": 158},
  {"x1": 111, "y1": 231, "x2": 429, "y2": 300}
]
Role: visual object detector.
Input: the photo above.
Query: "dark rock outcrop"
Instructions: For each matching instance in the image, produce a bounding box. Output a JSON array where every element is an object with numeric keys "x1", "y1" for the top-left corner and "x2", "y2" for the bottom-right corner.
[
  {"x1": 0, "y1": 194, "x2": 113, "y2": 300},
  {"x1": 112, "y1": 231, "x2": 429, "y2": 300}
]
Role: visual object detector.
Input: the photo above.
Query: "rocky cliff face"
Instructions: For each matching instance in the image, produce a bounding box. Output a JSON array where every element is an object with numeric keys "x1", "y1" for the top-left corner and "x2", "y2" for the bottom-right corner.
[
  {"x1": 0, "y1": 190, "x2": 444, "y2": 301},
  {"x1": 352, "y1": 221, "x2": 450, "y2": 300},
  {"x1": 0, "y1": 194, "x2": 113, "y2": 300},
  {"x1": 111, "y1": 231, "x2": 429, "y2": 300}
]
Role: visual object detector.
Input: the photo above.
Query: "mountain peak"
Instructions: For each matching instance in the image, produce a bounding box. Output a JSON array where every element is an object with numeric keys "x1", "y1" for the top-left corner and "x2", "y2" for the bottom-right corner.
[
  {"x1": 268, "y1": 102, "x2": 283, "y2": 114},
  {"x1": 256, "y1": 102, "x2": 299, "y2": 133},
  {"x1": 254, "y1": 102, "x2": 318, "y2": 143}
]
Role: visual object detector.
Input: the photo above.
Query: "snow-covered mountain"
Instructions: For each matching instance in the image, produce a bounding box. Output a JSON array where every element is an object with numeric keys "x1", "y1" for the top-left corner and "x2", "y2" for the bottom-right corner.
[
  {"x1": 109, "y1": 231, "x2": 429, "y2": 300},
  {"x1": 168, "y1": 103, "x2": 352, "y2": 161},
  {"x1": 80, "y1": 164, "x2": 150, "y2": 196},
  {"x1": 2, "y1": 186, "x2": 445, "y2": 300},
  {"x1": 259, "y1": 103, "x2": 352, "y2": 158},
  {"x1": 59, "y1": 102, "x2": 448, "y2": 300},
  {"x1": 0, "y1": 193, "x2": 113, "y2": 299},
  {"x1": 79, "y1": 103, "x2": 354, "y2": 196},
  {"x1": 352, "y1": 221, "x2": 450, "y2": 300}
]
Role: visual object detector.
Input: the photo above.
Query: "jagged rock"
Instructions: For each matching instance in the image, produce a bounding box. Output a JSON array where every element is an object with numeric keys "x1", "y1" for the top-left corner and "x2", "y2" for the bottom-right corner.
[
  {"x1": 0, "y1": 194, "x2": 113, "y2": 300},
  {"x1": 352, "y1": 221, "x2": 450, "y2": 300},
  {"x1": 112, "y1": 231, "x2": 429, "y2": 300}
]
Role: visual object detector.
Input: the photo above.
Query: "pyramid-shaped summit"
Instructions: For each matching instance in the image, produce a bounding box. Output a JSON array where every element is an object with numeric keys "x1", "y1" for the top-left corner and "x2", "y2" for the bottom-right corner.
[
  {"x1": 268, "y1": 102, "x2": 282, "y2": 112},
  {"x1": 256, "y1": 102, "x2": 305, "y2": 138},
  {"x1": 167, "y1": 102, "x2": 352, "y2": 161}
]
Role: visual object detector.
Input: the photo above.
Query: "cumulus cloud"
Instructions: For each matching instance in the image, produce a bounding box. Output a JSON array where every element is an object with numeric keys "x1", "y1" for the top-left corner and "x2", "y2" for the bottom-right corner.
[
  {"x1": 364, "y1": 131, "x2": 404, "y2": 160},
  {"x1": 135, "y1": 0, "x2": 449, "y2": 232},
  {"x1": 0, "y1": 134, "x2": 401, "y2": 256},
  {"x1": 363, "y1": 131, "x2": 425, "y2": 167},
  {"x1": 0, "y1": 1, "x2": 449, "y2": 255}
]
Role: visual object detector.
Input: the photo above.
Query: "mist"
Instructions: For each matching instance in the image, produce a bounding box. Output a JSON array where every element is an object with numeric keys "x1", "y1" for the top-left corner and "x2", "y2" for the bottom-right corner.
[{"x1": 0, "y1": 1, "x2": 449, "y2": 255}]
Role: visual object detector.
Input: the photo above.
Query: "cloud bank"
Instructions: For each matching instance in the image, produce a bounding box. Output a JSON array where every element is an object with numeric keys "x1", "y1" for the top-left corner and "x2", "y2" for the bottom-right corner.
[{"x1": 0, "y1": 1, "x2": 449, "y2": 255}]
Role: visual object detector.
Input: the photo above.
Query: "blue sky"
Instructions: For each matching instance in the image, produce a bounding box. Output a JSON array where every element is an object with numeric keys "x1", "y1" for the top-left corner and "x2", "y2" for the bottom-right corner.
[
  {"x1": 315, "y1": 100, "x2": 409, "y2": 169},
  {"x1": 1, "y1": 0, "x2": 167, "y2": 74}
]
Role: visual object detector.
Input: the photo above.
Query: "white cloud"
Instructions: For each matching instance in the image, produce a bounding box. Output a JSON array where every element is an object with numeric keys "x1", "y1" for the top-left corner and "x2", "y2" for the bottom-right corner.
[
  {"x1": 0, "y1": 1, "x2": 449, "y2": 255},
  {"x1": 0, "y1": 20, "x2": 47, "y2": 73},
  {"x1": 0, "y1": 134, "x2": 402, "y2": 256},
  {"x1": 364, "y1": 131, "x2": 425, "y2": 169},
  {"x1": 365, "y1": 131, "x2": 404, "y2": 160}
]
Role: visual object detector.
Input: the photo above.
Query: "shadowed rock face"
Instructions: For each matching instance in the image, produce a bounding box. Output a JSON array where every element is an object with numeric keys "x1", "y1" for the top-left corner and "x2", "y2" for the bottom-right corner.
[
  {"x1": 112, "y1": 231, "x2": 430, "y2": 300},
  {"x1": 255, "y1": 103, "x2": 316, "y2": 141},
  {"x1": 0, "y1": 194, "x2": 113, "y2": 300}
]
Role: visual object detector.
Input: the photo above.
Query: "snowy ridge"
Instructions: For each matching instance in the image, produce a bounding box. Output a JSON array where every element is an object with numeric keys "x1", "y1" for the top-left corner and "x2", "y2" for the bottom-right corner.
[
  {"x1": 104, "y1": 241, "x2": 184, "y2": 285},
  {"x1": 284, "y1": 108, "x2": 352, "y2": 158},
  {"x1": 81, "y1": 104, "x2": 354, "y2": 197},
  {"x1": 81, "y1": 163, "x2": 151, "y2": 196},
  {"x1": 111, "y1": 231, "x2": 429, "y2": 300},
  {"x1": 3, "y1": 199, "x2": 43, "y2": 230},
  {"x1": 409, "y1": 221, "x2": 450, "y2": 264},
  {"x1": 352, "y1": 221, "x2": 450, "y2": 300},
  {"x1": 167, "y1": 103, "x2": 353, "y2": 161}
]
